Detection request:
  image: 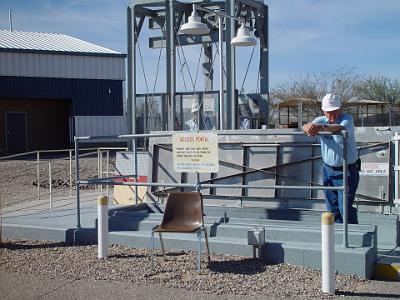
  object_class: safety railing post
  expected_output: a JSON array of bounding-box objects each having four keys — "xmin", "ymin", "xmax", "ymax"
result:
[
  {"xmin": 75, "ymin": 138, "xmax": 81, "ymax": 229},
  {"xmin": 342, "ymin": 131, "xmax": 348, "ymax": 248},
  {"xmin": 106, "ymin": 150, "xmax": 110, "ymax": 199},
  {"xmin": 49, "ymin": 161, "xmax": 52, "ymax": 210},
  {"xmin": 37, "ymin": 151, "xmax": 40, "ymax": 200},
  {"xmin": 69, "ymin": 149, "xmax": 73, "ymax": 196},
  {"xmin": 134, "ymin": 138, "xmax": 139, "ymax": 205},
  {"xmin": 100, "ymin": 150, "xmax": 103, "ymax": 195},
  {"xmin": 195, "ymin": 172, "xmax": 201, "ymax": 192},
  {"xmin": 394, "ymin": 132, "xmax": 399, "ymax": 207},
  {"xmin": 97, "ymin": 148, "xmax": 100, "ymax": 192}
]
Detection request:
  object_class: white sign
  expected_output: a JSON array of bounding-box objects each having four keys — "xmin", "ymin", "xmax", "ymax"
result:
[
  {"xmin": 173, "ymin": 132, "xmax": 219, "ymax": 173},
  {"xmin": 360, "ymin": 163, "xmax": 389, "ymax": 176}
]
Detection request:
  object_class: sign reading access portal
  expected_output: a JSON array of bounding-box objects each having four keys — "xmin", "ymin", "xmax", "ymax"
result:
[{"xmin": 173, "ymin": 132, "xmax": 219, "ymax": 173}]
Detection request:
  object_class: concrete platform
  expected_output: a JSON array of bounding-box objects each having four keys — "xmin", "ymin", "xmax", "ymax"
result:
[{"xmin": 1, "ymin": 193, "xmax": 398, "ymax": 279}]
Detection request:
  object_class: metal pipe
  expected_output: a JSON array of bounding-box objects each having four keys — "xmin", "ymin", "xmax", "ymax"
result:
[
  {"xmin": 97, "ymin": 148, "xmax": 100, "ymax": 192},
  {"xmin": 74, "ymin": 138, "xmax": 81, "ymax": 229},
  {"xmin": 106, "ymin": 150, "xmax": 110, "ymax": 199},
  {"xmin": 9, "ymin": 10, "xmax": 13, "ymax": 31},
  {"xmin": 49, "ymin": 162, "xmax": 52, "ymax": 210},
  {"xmin": 77, "ymin": 179, "xmax": 343, "ymax": 191},
  {"xmin": 73, "ymin": 130, "xmax": 339, "ymax": 142},
  {"xmin": 219, "ymin": 15, "xmax": 224, "ymax": 130},
  {"xmin": 37, "ymin": 151, "xmax": 40, "ymax": 201},
  {"xmin": 394, "ymin": 132, "xmax": 399, "ymax": 206},
  {"xmin": 99, "ymin": 151, "xmax": 103, "ymax": 195},
  {"xmin": 342, "ymin": 131, "xmax": 348, "ymax": 248},
  {"xmin": 127, "ymin": 5, "xmax": 136, "ymax": 150},
  {"xmin": 134, "ymin": 139, "xmax": 139, "ymax": 205},
  {"xmin": 69, "ymin": 150, "xmax": 73, "ymax": 196}
]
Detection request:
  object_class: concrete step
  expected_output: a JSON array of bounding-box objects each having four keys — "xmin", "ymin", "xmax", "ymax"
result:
[
  {"xmin": 147, "ymin": 204, "xmax": 398, "ymax": 249},
  {"xmin": 107, "ymin": 230, "xmax": 375, "ymax": 278},
  {"xmin": 106, "ymin": 211, "xmax": 376, "ymax": 248}
]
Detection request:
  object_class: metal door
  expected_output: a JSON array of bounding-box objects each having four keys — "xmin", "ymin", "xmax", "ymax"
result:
[{"xmin": 6, "ymin": 112, "xmax": 27, "ymax": 153}]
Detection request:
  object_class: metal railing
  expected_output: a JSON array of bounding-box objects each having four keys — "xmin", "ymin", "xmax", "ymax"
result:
[
  {"xmin": 74, "ymin": 130, "xmax": 352, "ymax": 247},
  {"xmin": 0, "ymin": 147, "xmax": 127, "ymax": 208}
]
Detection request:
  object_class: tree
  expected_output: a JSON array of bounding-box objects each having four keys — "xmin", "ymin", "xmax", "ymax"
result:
[
  {"xmin": 271, "ymin": 67, "xmax": 362, "ymax": 103},
  {"xmin": 269, "ymin": 67, "xmax": 362, "ymax": 127},
  {"xmin": 354, "ymin": 76, "xmax": 400, "ymax": 105}
]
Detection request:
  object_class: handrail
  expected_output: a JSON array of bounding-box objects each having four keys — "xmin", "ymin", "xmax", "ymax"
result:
[
  {"xmin": 74, "ymin": 130, "xmax": 353, "ymax": 247},
  {"xmin": 0, "ymin": 147, "xmax": 127, "ymax": 160}
]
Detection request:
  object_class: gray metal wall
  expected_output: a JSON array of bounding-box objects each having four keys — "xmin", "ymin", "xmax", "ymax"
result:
[
  {"xmin": 147, "ymin": 127, "xmax": 398, "ymax": 210},
  {"xmin": 0, "ymin": 51, "xmax": 125, "ymax": 80},
  {"xmin": 73, "ymin": 116, "xmax": 127, "ymax": 138}
]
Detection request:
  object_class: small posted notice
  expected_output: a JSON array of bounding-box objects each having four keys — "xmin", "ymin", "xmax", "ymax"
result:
[
  {"xmin": 360, "ymin": 163, "xmax": 389, "ymax": 176},
  {"xmin": 173, "ymin": 132, "xmax": 219, "ymax": 173}
]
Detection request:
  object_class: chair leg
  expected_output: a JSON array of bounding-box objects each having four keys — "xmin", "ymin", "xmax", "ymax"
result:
[
  {"xmin": 159, "ymin": 232, "xmax": 166, "ymax": 259},
  {"xmin": 197, "ymin": 229, "xmax": 202, "ymax": 273},
  {"xmin": 203, "ymin": 227, "xmax": 211, "ymax": 264},
  {"xmin": 151, "ymin": 231, "xmax": 155, "ymax": 273}
]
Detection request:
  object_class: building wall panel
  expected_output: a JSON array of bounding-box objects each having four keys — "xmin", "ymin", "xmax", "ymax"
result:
[
  {"xmin": 0, "ymin": 52, "xmax": 125, "ymax": 80},
  {"xmin": 0, "ymin": 76, "xmax": 123, "ymax": 116}
]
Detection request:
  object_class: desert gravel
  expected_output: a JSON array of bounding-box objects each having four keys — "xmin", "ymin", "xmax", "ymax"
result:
[{"xmin": 0, "ymin": 239, "xmax": 370, "ymax": 299}]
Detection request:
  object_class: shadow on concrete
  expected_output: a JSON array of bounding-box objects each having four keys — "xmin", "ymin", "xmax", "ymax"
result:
[{"xmin": 209, "ymin": 217, "xmax": 226, "ymax": 237}]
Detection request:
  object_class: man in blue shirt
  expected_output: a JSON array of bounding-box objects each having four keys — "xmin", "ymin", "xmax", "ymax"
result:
[{"xmin": 302, "ymin": 93, "xmax": 359, "ymax": 224}]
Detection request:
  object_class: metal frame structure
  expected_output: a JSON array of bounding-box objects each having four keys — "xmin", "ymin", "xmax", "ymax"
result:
[{"xmin": 127, "ymin": 0, "xmax": 269, "ymax": 141}]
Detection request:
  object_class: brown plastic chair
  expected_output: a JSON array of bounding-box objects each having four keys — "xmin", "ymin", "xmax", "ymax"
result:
[{"xmin": 150, "ymin": 192, "xmax": 210, "ymax": 272}]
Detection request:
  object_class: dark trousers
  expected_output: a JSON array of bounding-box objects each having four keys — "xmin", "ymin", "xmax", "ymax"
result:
[{"xmin": 322, "ymin": 163, "xmax": 359, "ymax": 224}]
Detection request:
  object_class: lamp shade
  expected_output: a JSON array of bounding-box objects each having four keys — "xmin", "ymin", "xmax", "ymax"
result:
[
  {"xmin": 179, "ymin": 10, "xmax": 210, "ymax": 35},
  {"xmin": 230, "ymin": 24, "xmax": 257, "ymax": 46}
]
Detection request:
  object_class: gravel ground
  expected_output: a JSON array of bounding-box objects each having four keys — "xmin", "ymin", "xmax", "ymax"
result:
[{"xmin": 0, "ymin": 239, "xmax": 373, "ymax": 299}]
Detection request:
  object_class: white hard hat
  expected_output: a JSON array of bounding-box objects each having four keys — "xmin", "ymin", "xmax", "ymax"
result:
[
  {"xmin": 321, "ymin": 93, "xmax": 341, "ymax": 112},
  {"xmin": 191, "ymin": 102, "xmax": 200, "ymax": 113}
]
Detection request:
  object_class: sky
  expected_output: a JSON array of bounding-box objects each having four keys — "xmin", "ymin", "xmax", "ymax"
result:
[{"xmin": 1, "ymin": 0, "xmax": 399, "ymax": 94}]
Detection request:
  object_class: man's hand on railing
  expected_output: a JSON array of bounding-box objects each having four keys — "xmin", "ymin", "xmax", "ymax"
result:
[{"xmin": 302, "ymin": 123, "xmax": 322, "ymax": 137}]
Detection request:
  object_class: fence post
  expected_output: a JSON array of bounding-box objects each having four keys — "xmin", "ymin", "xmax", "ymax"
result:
[
  {"xmin": 394, "ymin": 132, "xmax": 399, "ymax": 207},
  {"xmin": 100, "ymin": 150, "xmax": 103, "ymax": 195},
  {"xmin": 75, "ymin": 138, "xmax": 81, "ymax": 229},
  {"xmin": 69, "ymin": 150, "xmax": 73, "ymax": 196},
  {"xmin": 49, "ymin": 162, "xmax": 52, "ymax": 210},
  {"xmin": 106, "ymin": 150, "xmax": 110, "ymax": 199},
  {"xmin": 322, "ymin": 212, "xmax": 335, "ymax": 294},
  {"xmin": 98, "ymin": 195, "xmax": 108, "ymax": 259},
  {"xmin": 37, "ymin": 151, "xmax": 40, "ymax": 200},
  {"xmin": 342, "ymin": 131, "xmax": 348, "ymax": 248}
]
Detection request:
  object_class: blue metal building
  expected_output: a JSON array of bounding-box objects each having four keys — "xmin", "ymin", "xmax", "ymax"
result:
[{"xmin": 0, "ymin": 29, "xmax": 126, "ymax": 154}]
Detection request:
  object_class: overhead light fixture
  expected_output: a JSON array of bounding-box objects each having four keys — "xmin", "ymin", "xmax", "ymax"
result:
[
  {"xmin": 230, "ymin": 23, "xmax": 257, "ymax": 47},
  {"xmin": 179, "ymin": 5, "xmax": 210, "ymax": 35}
]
